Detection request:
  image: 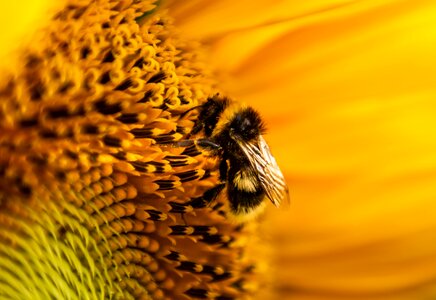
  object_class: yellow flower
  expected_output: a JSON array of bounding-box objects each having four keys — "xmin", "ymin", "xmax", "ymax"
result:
[
  {"xmin": 2, "ymin": 1, "xmax": 436, "ymax": 300},
  {"xmin": 0, "ymin": 1, "xmax": 262, "ymax": 299}
]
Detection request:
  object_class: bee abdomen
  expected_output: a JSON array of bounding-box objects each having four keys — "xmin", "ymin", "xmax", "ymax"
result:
[{"xmin": 232, "ymin": 169, "xmax": 259, "ymax": 193}]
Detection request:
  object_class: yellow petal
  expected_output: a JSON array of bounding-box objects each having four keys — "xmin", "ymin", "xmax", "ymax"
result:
[
  {"xmin": 168, "ymin": 0, "xmax": 359, "ymax": 39},
  {"xmin": 0, "ymin": 1, "xmax": 65, "ymax": 71}
]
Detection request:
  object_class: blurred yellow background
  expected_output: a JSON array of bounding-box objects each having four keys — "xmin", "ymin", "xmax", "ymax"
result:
[{"xmin": 2, "ymin": 1, "xmax": 436, "ymax": 299}]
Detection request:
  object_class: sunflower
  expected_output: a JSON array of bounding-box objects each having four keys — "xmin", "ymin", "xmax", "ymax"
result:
[{"xmin": 2, "ymin": 1, "xmax": 436, "ymax": 300}]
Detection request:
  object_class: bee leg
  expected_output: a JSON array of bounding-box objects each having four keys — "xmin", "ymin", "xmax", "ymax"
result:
[
  {"xmin": 162, "ymin": 139, "xmax": 194, "ymax": 147},
  {"xmin": 194, "ymin": 138, "xmax": 222, "ymax": 157},
  {"xmin": 196, "ymin": 138, "xmax": 221, "ymax": 152},
  {"xmin": 218, "ymin": 157, "xmax": 228, "ymax": 182},
  {"xmin": 202, "ymin": 183, "xmax": 226, "ymax": 206},
  {"xmin": 161, "ymin": 138, "xmax": 222, "ymax": 157}
]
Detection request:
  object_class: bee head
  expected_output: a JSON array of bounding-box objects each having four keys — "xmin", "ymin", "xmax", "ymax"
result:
[
  {"xmin": 192, "ymin": 95, "xmax": 230, "ymax": 137},
  {"xmin": 229, "ymin": 107, "xmax": 265, "ymax": 142}
]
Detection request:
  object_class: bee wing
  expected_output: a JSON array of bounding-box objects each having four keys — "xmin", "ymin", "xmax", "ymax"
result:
[{"xmin": 236, "ymin": 135, "xmax": 289, "ymax": 207}]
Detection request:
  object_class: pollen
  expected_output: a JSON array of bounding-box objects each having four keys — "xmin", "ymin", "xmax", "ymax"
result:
[{"xmin": 0, "ymin": 1, "xmax": 264, "ymax": 299}]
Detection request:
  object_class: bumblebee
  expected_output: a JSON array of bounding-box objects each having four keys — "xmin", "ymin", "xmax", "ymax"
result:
[{"xmin": 187, "ymin": 95, "xmax": 289, "ymax": 220}]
